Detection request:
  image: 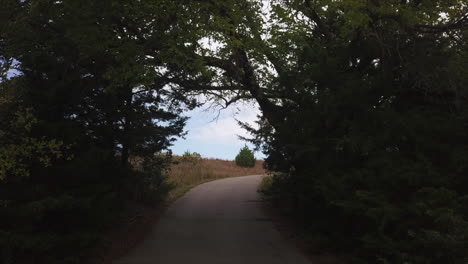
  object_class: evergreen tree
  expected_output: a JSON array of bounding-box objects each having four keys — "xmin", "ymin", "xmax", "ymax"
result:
[
  {"xmin": 0, "ymin": 0, "xmax": 199, "ymax": 263},
  {"xmin": 235, "ymin": 145, "xmax": 255, "ymax": 168}
]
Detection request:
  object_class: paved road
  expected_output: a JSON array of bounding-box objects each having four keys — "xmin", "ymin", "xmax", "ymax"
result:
[{"xmin": 114, "ymin": 175, "xmax": 311, "ymax": 264}]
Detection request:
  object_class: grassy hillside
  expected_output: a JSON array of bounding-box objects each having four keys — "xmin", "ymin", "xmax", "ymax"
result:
[{"xmin": 167, "ymin": 157, "xmax": 265, "ymax": 200}]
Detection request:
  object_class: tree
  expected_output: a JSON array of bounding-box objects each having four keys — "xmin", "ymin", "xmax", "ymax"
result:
[
  {"xmin": 235, "ymin": 145, "xmax": 255, "ymax": 168},
  {"xmin": 172, "ymin": 0, "xmax": 468, "ymax": 263},
  {"xmin": 0, "ymin": 0, "xmax": 200, "ymax": 263},
  {"xmin": 1, "ymin": 0, "xmax": 468, "ymax": 263}
]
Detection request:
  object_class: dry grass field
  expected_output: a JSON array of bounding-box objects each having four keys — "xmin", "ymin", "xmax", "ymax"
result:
[{"xmin": 167, "ymin": 158, "xmax": 265, "ymax": 201}]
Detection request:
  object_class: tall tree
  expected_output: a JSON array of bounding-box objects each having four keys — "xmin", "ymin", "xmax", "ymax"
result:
[
  {"xmin": 175, "ymin": 0, "xmax": 468, "ymax": 263},
  {"xmin": 0, "ymin": 0, "xmax": 199, "ymax": 263}
]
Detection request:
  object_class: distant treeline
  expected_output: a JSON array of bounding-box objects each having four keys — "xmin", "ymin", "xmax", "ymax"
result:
[{"xmin": 1, "ymin": 0, "xmax": 467, "ymax": 264}]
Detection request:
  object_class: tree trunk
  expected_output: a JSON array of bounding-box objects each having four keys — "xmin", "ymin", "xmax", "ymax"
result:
[{"xmin": 121, "ymin": 87, "xmax": 133, "ymax": 167}]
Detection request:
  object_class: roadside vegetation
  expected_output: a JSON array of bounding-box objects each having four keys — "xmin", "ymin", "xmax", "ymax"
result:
[
  {"xmin": 1, "ymin": 0, "xmax": 467, "ymax": 264},
  {"xmin": 0, "ymin": 1, "xmax": 195, "ymax": 262},
  {"xmin": 168, "ymin": 152, "xmax": 265, "ymax": 200},
  {"xmin": 245, "ymin": 2, "xmax": 468, "ymax": 263}
]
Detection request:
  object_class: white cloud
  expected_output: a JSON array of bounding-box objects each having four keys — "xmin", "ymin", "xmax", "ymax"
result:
[
  {"xmin": 170, "ymin": 101, "xmax": 264, "ymax": 159},
  {"xmin": 189, "ymin": 103, "xmax": 260, "ymax": 146}
]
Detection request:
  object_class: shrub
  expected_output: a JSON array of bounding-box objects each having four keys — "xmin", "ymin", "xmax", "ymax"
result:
[
  {"xmin": 127, "ymin": 155, "xmax": 174, "ymax": 204},
  {"xmin": 180, "ymin": 151, "xmax": 202, "ymax": 164},
  {"xmin": 235, "ymin": 146, "xmax": 256, "ymax": 168}
]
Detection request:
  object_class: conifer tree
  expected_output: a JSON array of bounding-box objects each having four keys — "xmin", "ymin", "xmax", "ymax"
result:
[{"xmin": 235, "ymin": 145, "xmax": 255, "ymax": 168}]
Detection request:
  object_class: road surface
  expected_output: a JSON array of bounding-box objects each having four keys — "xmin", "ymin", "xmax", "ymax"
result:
[{"xmin": 114, "ymin": 175, "xmax": 311, "ymax": 264}]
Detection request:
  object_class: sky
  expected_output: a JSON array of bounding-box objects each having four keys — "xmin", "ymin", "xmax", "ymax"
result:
[
  {"xmin": 3, "ymin": 65, "xmax": 265, "ymax": 161},
  {"xmin": 169, "ymin": 101, "xmax": 265, "ymax": 160},
  {"xmin": 170, "ymin": 2, "xmax": 271, "ymax": 161}
]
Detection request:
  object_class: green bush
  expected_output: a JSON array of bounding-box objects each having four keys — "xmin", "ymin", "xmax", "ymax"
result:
[
  {"xmin": 180, "ymin": 151, "xmax": 202, "ymax": 164},
  {"xmin": 235, "ymin": 146, "xmax": 256, "ymax": 168},
  {"xmin": 127, "ymin": 155, "xmax": 174, "ymax": 204}
]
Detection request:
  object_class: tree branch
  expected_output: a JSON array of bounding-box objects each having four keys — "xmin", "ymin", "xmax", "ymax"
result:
[
  {"xmin": 416, "ymin": 13, "xmax": 468, "ymax": 33},
  {"xmin": 302, "ymin": 0, "xmax": 330, "ymax": 38}
]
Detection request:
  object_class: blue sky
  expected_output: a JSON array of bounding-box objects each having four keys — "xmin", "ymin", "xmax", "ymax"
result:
[
  {"xmin": 170, "ymin": 102, "xmax": 265, "ymax": 160},
  {"xmin": 3, "ymin": 62, "xmax": 264, "ymax": 161}
]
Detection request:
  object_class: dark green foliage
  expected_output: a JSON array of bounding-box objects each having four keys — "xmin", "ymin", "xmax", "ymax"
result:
[
  {"xmin": 235, "ymin": 145, "xmax": 255, "ymax": 168},
  {"xmin": 126, "ymin": 155, "xmax": 175, "ymax": 205},
  {"xmin": 0, "ymin": 0, "xmax": 196, "ymax": 263},
  {"xmin": 1, "ymin": 0, "xmax": 467, "ymax": 263},
  {"xmin": 248, "ymin": 1, "xmax": 468, "ymax": 263}
]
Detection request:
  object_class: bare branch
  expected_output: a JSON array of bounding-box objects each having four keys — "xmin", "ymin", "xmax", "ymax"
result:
[
  {"xmin": 302, "ymin": 0, "xmax": 330, "ymax": 38},
  {"xmin": 416, "ymin": 13, "xmax": 468, "ymax": 33}
]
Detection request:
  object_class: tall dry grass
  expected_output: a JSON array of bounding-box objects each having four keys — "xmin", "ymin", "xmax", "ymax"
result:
[{"xmin": 166, "ymin": 158, "xmax": 265, "ymax": 200}]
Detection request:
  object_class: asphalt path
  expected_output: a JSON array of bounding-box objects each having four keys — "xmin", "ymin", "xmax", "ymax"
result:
[{"xmin": 114, "ymin": 175, "xmax": 311, "ymax": 264}]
